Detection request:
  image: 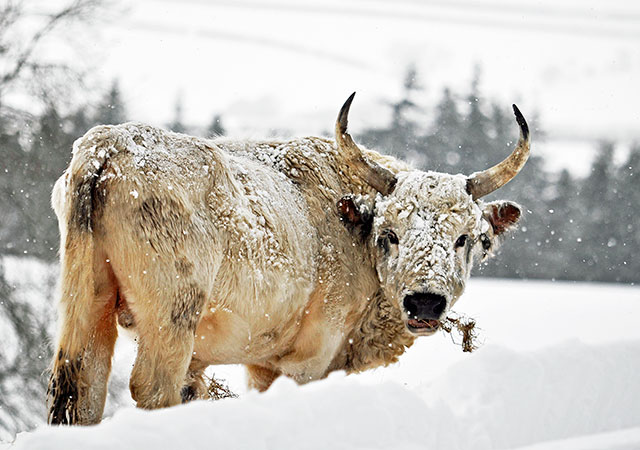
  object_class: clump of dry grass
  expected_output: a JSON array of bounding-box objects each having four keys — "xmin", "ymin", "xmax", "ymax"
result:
[
  {"xmin": 441, "ymin": 313, "xmax": 481, "ymax": 352},
  {"xmin": 204, "ymin": 374, "xmax": 239, "ymax": 400}
]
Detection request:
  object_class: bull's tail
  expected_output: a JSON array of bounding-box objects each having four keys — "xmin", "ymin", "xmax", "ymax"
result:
[{"xmin": 47, "ymin": 127, "xmax": 119, "ymax": 425}]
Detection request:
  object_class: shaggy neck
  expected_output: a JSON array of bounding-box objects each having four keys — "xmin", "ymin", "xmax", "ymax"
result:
[{"xmin": 329, "ymin": 289, "xmax": 415, "ymax": 375}]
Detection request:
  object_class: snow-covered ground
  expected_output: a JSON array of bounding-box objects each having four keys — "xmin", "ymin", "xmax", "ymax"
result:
[{"xmin": 2, "ymin": 277, "xmax": 639, "ymax": 449}]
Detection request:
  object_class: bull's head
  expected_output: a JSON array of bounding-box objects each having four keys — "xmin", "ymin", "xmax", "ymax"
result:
[{"xmin": 336, "ymin": 93, "xmax": 529, "ymax": 336}]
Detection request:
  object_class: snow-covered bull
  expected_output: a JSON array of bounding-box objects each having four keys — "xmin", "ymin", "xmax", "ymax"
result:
[{"xmin": 47, "ymin": 93, "xmax": 530, "ymax": 425}]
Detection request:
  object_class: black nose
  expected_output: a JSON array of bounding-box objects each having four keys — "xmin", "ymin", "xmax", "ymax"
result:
[{"xmin": 403, "ymin": 292, "xmax": 447, "ymax": 320}]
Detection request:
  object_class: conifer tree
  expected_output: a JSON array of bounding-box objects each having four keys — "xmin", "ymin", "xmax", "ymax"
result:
[
  {"xmin": 545, "ymin": 170, "xmax": 581, "ymax": 280},
  {"xmin": 573, "ymin": 142, "xmax": 616, "ymax": 280},
  {"xmin": 94, "ymin": 80, "xmax": 127, "ymax": 125},
  {"xmin": 0, "ymin": 118, "xmax": 25, "ymax": 255},
  {"xmin": 206, "ymin": 114, "xmax": 226, "ymax": 137},
  {"xmin": 423, "ymin": 87, "xmax": 463, "ymax": 172},
  {"xmin": 360, "ymin": 64, "xmax": 424, "ymax": 164},
  {"xmin": 168, "ymin": 95, "xmax": 187, "ymax": 133},
  {"xmin": 69, "ymin": 107, "xmax": 92, "ymax": 137},
  {"xmin": 459, "ymin": 67, "xmax": 492, "ymax": 175},
  {"xmin": 609, "ymin": 144, "xmax": 639, "ymax": 282}
]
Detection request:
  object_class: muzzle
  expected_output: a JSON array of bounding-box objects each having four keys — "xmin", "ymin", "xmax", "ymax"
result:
[{"xmin": 403, "ymin": 292, "xmax": 447, "ymax": 320}]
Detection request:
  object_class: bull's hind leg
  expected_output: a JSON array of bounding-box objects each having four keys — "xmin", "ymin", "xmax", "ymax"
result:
[
  {"xmin": 129, "ymin": 326, "xmax": 194, "ymax": 409},
  {"xmin": 48, "ymin": 248, "xmax": 118, "ymax": 425},
  {"xmin": 128, "ymin": 283, "xmax": 206, "ymax": 409}
]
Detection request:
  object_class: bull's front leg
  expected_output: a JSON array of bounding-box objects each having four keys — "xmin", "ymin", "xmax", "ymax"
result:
[
  {"xmin": 246, "ymin": 364, "xmax": 281, "ymax": 392},
  {"xmin": 181, "ymin": 358, "xmax": 210, "ymax": 402},
  {"xmin": 272, "ymin": 293, "xmax": 344, "ymax": 385}
]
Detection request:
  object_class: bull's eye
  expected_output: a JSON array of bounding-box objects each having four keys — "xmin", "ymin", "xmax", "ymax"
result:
[
  {"xmin": 377, "ymin": 229, "xmax": 399, "ymax": 252},
  {"xmin": 454, "ymin": 234, "xmax": 468, "ymax": 249},
  {"xmin": 480, "ymin": 233, "xmax": 491, "ymax": 250}
]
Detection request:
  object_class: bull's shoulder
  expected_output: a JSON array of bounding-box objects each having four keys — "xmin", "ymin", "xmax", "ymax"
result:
[
  {"xmin": 217, "ymin": 137, "xmax": 413, "ymax": 197},
  {"xmin": 216, "ymin": 136, "xmax": 348, "ymax": 196},
  {"xmin": 361, "ymin": 148, "xmax": 412, "ymax": 175}
]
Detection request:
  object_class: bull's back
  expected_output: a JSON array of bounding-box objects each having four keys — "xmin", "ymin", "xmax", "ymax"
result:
[{"xmin": 64, "ymin": 124, "xmax": 316, "ymax": 350}]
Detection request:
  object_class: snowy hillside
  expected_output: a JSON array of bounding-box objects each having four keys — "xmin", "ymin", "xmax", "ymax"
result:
[
  {"xmin": 7, "ymin": 340, "xmax": 640, "ymax": 450},
  {"xmin": 3, "ymin": 279, "xmax": 639, "ymax": 449}
]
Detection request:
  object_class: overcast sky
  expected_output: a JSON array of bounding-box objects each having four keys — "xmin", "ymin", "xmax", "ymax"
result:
[{"xmin": 25, "ymin": 0, "xmax": 640, "ymax": 173}]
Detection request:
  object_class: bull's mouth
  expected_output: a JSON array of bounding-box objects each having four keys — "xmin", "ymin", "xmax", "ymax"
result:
[{"xmin": 407, "ymin": 318, "xmax": 440, "ymax": 335}]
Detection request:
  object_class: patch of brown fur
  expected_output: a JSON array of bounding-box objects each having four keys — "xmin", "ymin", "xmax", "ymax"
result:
[
  {"xmin": 137, "ymin": 196, "xmax": 190, "ymax": 254},
  {"xmin": 115, "ymin": 292, "xmax": 135, "ymax": 329},
  {"xmin": 175, "ymin": 258, "xmax": 194, "ymax": 277},
  {"xmin": 171, "ymin": 284, "xmax": 206, "ymax": 330}
]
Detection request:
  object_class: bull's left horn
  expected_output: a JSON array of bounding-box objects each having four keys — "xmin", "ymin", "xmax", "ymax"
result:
[
  {"xmin": 336, "ymin": 92, "xmax": 397, "ymax": 195},
  {"xmin": 466, "ymin": 104, "xmax": 531, "ymax": 200}
]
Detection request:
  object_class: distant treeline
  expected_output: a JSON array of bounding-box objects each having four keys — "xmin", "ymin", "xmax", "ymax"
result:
[
  {"xmin": 356, "ymin": 68, "xmax": 638, "ymax": 284},
  {"xmin": 1, "ymin": 73, "xmax": 638, "ymax": 283}
]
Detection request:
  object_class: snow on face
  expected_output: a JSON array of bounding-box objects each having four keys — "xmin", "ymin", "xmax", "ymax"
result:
[{"xmin": 372, "ymin": 171, "xmax": 488, "ymax": 318}]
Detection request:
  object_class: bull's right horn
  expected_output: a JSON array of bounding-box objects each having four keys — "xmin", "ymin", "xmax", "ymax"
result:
[
  {"xmin": 466, "ymin": 104, "xmax": 531, "ymax": 200},
  {"xmin": 336, "ymin": 92, "xmax": 397, "ymax": 196}
]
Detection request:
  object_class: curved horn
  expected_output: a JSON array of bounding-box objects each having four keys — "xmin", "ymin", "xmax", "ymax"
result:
[
  {"xmin": 466, "ymin": 104, "xmax": 531, "ymax": 200},
  {"xmin": 336, "ymin": 92, "xmax": 397, "ymax": 195}
]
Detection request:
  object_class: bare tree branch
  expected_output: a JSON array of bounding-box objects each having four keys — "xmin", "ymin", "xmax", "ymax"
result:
[
  {"xmin": 0, "ymin": 0, "xmax": 103, "ymax": 92},
  {"xmin": 0, "ymin": 2, "xmax": 22, "ymax": 42}
]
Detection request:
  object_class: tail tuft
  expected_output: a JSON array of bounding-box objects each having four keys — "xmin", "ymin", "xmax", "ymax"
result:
[{"xmin": 47, "ymin": 354, "xmax": 82, "ymax": 425}]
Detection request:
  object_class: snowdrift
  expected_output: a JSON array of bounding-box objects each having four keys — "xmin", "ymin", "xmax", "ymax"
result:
[
  {"xmin": 7, "ymin": 338, "xmax": 640, "ymax": 450},
  {"xmin": 3, "ymin": 277, "xmax": 639, "ymax": 449}
]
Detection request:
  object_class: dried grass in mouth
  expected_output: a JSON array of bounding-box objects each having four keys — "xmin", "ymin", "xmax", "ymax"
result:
[
  {"xmin": 204, "ymin": 374, "xmax": 239, "ymax": 401},
  {"xmin": 441, "ymin": 313, "xmax": 481, "ymax": 353}
]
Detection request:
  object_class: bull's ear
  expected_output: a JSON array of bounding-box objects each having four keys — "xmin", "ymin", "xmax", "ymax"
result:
[
  {"xmin": 482, "ymin": 201, "xmax": 522, "ymax": 236},
  {"xmin": 337, "ymin": 195, "xmax": 373, "ymax": 236}
]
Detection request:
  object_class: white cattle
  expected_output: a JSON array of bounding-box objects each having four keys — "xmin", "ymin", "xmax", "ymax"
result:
[{"xmin": 47, "ymin": 93, "xmax": 530, "ymax": 425}]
